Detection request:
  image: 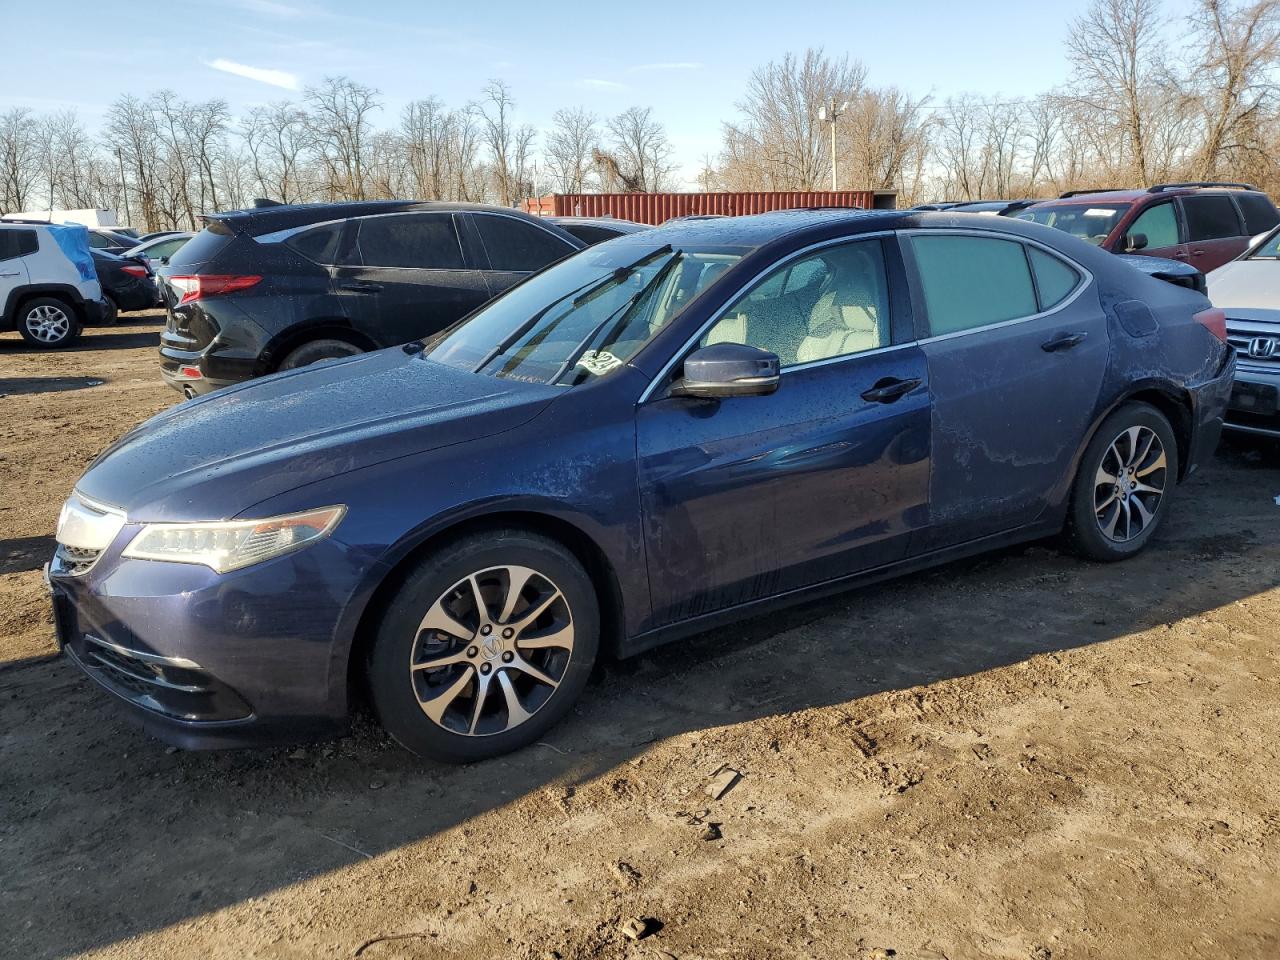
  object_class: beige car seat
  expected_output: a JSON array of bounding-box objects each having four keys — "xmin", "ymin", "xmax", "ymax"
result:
[{"xmin": 795, "ymin": 260, "xmax": 883, "ymax": 364}]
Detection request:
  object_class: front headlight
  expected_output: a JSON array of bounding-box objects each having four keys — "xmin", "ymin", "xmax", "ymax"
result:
[{"xmin": 121, "ymin": 505, "xmax": 346, "ymax": 573}]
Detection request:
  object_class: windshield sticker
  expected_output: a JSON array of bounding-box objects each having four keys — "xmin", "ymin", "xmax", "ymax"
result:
[
  {"xmin": 1085, "ymin": 208, "xmax": 1120, "ymax": 217},
  {"xmin": 576, "ymin": 350, "xmax": 623, "ymax": 375}
]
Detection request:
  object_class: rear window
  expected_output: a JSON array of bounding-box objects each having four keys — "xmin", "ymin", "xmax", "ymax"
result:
[
  {"xmin": 285, "ymin": 224, "xmax": 342, "ymax": 264},
  {"xmin": 0, "ymin": 229, "xmax": 38, "ymax": 261},
  {"xmin": 167, "ymin": 221, "xmax": 237, "ymax": 269},
  {"xmin": 1235, "ymin": 192, "xmax": 1279, "ymax": 234},
  {"xmin": 1182, "ymin": 195, "xmax": 1243, "ymax": 242},
  {"xmin": 474, "ymin": 214, "xmax": 576, "ymax": 272}
]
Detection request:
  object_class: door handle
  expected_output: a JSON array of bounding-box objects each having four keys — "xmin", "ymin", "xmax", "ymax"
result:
[
  {"xmin": 1191, "ymin": 249, "xmax": 1206, "ymax": 256},
  {"xmin": 1041, "ymin": 331, "xmax": 1088, "ymax": 352},
  {"xmin": 340, "ymin": 281, "xmax": 383, "ymax": 293},
  {"xmin": 1174, "ymin": 252, "xmax": 1190, "ymax": 259},
  {"xmin": 860, "ymin": 377, "xmax": 922, "ymax": 403},
  {"xmin": 0, "ymin": 271, "xmax": 20, "ymax": 278}
]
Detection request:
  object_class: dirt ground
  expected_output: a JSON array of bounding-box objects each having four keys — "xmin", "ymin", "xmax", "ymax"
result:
[{"xmin": 2, "ymin": 311, "xmax": 1279, "ymax": 960}]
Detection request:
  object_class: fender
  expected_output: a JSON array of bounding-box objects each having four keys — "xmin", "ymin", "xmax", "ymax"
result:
[
  {"xmin": 3, "ymin": 282, "xmax": 89, "ymax": 327},
  {"xmin": 258, "ymin": 316, "xmax": 378, "ymax": 374}
]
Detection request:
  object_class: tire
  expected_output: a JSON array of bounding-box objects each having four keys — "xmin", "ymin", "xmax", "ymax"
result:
[
  {"xmin": 16, "ymin": 297, "xmax": 82, "ymax": 348},
  {"xmin": 1065, "ymin": 402, "xmax": 1179, "ymax": 562},
  {"xmin": 278, "ymin": 338, "xmax": 364, "ymax": 370},
  {"xmin": 366, "ymin": 529, "xmax": 600, "ymax": 762}
]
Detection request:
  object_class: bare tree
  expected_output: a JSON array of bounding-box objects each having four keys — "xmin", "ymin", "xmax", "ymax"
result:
[
  {"xmin": 479, "ymin": 79, "xmax": 532, "ymax": 205},
  {"xmin": 0, "ymin": 108, "xmax": 40, "ymax": 214},
  {"xmin": 718, "ymin": 49, "xmax": 867, "ymax": 190},
  {"xmin": 605, "ymin": 106, "xmax": 677, "ymax": 192},
  {"xmin": 244, "ymin": 102, "xmax": 312, "ymax": 203},
  {"xmin": 1189, "ymin": 0, "xmax": 1280, "ymax": 178},
  {"xmin": 1065, "ymin": 0, "xmax": 1173, "ymax": 185},
  {"xmin": 305, "ymin": 76, "xmax": 381, "ymax": 200},
  {"xmin": 544, "ymin": 107, "xmax": 599, "ymax": 193}
]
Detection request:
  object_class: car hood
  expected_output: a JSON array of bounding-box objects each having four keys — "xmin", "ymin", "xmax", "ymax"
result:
[
  {"xmin": 1207, "ymin": 259, "xmax": 1280, "ymax": 314},
  {"xmin": 77, "ymin": 348, "xmax": 560, "ymax": 521}
]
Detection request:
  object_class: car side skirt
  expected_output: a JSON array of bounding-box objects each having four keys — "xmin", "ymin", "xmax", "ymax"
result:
[{"xmin": 620, "ymin": 518, "xmax": 1062, "ymax": 659}]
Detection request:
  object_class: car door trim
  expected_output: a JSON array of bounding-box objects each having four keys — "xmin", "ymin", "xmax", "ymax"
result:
[{"xmin": 638, "ymin": 230, "xmax": 901, "ymax": 403}]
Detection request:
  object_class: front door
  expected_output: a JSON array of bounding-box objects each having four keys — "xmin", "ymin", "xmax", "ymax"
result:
[
  {"xmin": 1115, "ymin": 199, "xmax": 1186, "ymax": 262},
  {"xmin": 0, "ymin": 229, "xmax": 32, "ymax": 315},
  {"xmin": 330, "ymin": 213, "xmax": 491, "ymax": 345},
  {"xmin": 637, "ymin": 236, "xmax": 931, "ymax": 627},
  {"xmin": 904, "ymin": 231, "xmax": 1110, "ymax": 551}
]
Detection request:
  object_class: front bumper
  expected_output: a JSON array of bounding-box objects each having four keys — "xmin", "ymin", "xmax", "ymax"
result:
[
  {"xmin": 1224, "ymin": 362, "xmax": 1280, "ymax": 437},
  {"xmin": 48, "ymin": 538, "xmax": 360, "ymax": 749}
]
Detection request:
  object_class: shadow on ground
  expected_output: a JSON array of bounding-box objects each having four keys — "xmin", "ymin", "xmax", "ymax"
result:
[
  {"xmin": 1, "ymin": 444, "xmax": 1277, "ymax": 959},
  {"xmin": 0, "ymin": 535, "xmax": 55, "ymax": 575}
]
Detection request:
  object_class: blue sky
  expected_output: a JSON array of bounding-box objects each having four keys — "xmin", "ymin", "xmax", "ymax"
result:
[{"xmin": 4, "ymin": 0, "xmax": 1197, "ymax": 184}]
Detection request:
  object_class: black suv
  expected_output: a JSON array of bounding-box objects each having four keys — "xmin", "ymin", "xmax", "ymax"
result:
[{"xmin": 158, "ymin": 201, "xmax": 585, "ymax": 396}]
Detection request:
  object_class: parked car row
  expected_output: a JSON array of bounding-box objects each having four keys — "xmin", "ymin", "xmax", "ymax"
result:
[{"xmin": 47, "ymin": 204, "xmax": 1237, "ymax": 762}]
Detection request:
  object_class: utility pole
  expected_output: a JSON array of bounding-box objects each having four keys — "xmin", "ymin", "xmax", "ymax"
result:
[
  {"xmin": 115, "ymin": 147, "xmax": 131, "ymax": 227},
  {"xmin": 817, "ymin": 97, "xmax": 849, "ymax": 192}
]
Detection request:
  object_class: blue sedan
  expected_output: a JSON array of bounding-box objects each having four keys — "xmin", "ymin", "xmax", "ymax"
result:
[{"xmin": 48, "ymin": 209, "xmax": 1235, "ymax": 761}]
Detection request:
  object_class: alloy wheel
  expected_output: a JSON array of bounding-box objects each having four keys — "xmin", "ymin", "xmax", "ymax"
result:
[
  {"xmin": 1093, "ymin": 425, "xmax": 1167, "ymax": 543},
  {"xmin": 409, "ymin": 565, "xmax": 575, "ymax": 736},
  {"xmin": 25, "ymin": 304, "xmax": 71, "ymax": 344}
]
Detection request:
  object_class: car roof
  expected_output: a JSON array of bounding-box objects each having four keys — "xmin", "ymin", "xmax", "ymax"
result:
[
  {"xmin": 207, "ymin": 199, "xmax": 570, "ymax": 237},
  {"xmin": 550, "ymin": 216, "xmax": 648, "ymax": 231},
  {"xmin": 1028, "ymin": 183, "xmax": 1265, "ymax": 209}
]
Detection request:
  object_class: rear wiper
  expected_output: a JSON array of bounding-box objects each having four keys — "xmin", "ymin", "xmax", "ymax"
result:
[
  {"xmin": 551, "ymin": 248, "xmax": 682, "ymax": 385},
  {"xmin": 471, "ymin": 244, "xmax": 673, "ymax": 375}
]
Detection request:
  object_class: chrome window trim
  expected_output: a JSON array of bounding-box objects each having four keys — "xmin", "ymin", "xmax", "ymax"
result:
[
  {"xmin": 258, "ymin": 211, "xmax": 469, "ymax": 271},
  {"xmin": 901, "ymin": 228, "xmax": 1094, "ymax": 345},
  {"xmin": 637, "ymin": 227, "xmax": 1095, "ymax": 404},
  {"xmin": 638, "ymin": 230, "xmax": 896, "ymax": 403}
]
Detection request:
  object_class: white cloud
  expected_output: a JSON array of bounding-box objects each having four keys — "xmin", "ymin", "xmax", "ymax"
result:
[
  {"xmin": 578, "ymin": 78, "xmax": 626, "ymax": 89},
  {"xmin": 628, "ymin": 61, "xmax": 704, "ymax": 73},
  {"xmin": 205, "ymin": 58, "xmax": 300, "ymax": 90}
]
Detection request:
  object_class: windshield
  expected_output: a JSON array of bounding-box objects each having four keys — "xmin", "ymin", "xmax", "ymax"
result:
[
  {"xmin": 425, "ymin": 241, "xmax": 745, "ymax": 385},
  {"xmin": 1014, "ymin": 203, "xmax": 1129, "ymax": 244}
]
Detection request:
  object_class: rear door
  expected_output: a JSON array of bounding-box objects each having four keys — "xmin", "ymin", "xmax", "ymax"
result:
[
  {"xmin": 0, "ymin": 229, "xmax": 33, "ymax": 319},
  {"xmin": 1180, "ymin": 194, "xmax": 1248, "ymax": 271},
  {"xmin": 468, "ymin": 213, "xmax": 581, "ymax": 297},
  {"xmin": 905, "ymin": 231, "xmax": 1110, "ymax": 551},
  {"xmin": 330, "ymin": 212, "xmax": 490, "ymax": 345},
  {"xmin": 1117, "ymin": 199, "xmax": 1186, "ymax": 262}
]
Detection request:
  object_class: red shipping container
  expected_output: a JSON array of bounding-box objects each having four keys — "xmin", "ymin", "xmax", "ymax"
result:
[{"xmin": 522, "ymin": 190, "xmax": 895, "ymax": 225}]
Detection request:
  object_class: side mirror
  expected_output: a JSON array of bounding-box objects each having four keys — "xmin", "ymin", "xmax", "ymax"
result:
[
  {"xmin": 1125, "ymin": 232, "xmax": 1148, "ymax": 252},
  {"xmin": 670, "ymin": 342, "xmax": 780, "ymax": 399}
]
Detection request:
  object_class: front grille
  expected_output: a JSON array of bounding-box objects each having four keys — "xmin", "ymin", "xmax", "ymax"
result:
[
  {"xmin": 1227, "ymin": 333, "xmax": 1280, "ymax": 364},
  {"xmin": 54, "ymin": 544, "xmax": 102, "ymax": 576}
]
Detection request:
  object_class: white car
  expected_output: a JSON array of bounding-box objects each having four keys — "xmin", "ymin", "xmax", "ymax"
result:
[{"xmin": 0, "ymin": 220, "xmax": 110, "ymax": 348}]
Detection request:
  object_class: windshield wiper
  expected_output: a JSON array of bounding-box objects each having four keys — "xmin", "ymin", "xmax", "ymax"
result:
[
  {"xmin": 471, "ymin": 244, "xmax": 674, "ymax": 375},
  {"xmin": 551, "ymin": 247, "xmax": 682, "ymax": 385}
]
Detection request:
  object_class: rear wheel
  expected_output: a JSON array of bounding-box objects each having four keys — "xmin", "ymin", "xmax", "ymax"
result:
[
  {"xmin": 17, "ymin": 297, "xmax": 82, "ymax": 348},
  {"xmin": 278, "ymin": 338, "xmax": 363, "ymax": 370},
  {"xmin": 366, "ymin": 530, "xmax": 599, "ymax": 762},
  {"xmin": 1065, "ymin": 402, "xmax": 1178, "ymax": 561}
]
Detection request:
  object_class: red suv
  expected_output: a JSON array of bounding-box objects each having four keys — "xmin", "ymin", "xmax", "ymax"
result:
[{"xmin": 1014, "ymin": 182, "xmax": 1280, "ymax": 273}]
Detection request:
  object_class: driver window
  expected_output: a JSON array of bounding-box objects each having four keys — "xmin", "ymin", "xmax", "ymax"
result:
[
  {"xmin": 1127, "ymin": 203, "xmax": 1178, "ymax": 249},
  {"xmin": 700, "ymin": 239, "xmax": 890, "ymax": 367}
]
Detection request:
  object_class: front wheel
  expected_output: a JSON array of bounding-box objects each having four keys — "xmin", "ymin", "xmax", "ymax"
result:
[
  {"xmin": 17, "ymin": 297, "xmax": 82, "ymax": 348},
  {"xmin": 1065, "ymin": 402, "xmax": 1178, "ymax": 561},
  {"xmin": 366, "ymin": 530, "xmax": 600, "ymax": 762}
]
